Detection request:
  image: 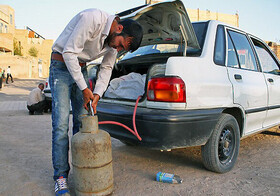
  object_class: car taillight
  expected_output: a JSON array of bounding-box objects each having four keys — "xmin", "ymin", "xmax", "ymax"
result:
[
  {"xmin": 147, "ymin": 76, "xmax": 186, "ymax": 102},
  {"xmin": 45, "ymin": 81, "xmax": 48, "ymax": 88}
]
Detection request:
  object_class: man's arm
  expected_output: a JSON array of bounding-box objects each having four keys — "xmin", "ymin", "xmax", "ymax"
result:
[
  {"xmin": 35, "ymin": 89, "xmax": 43, "ymax": 103},
  {"xmin": 61, "ymin": 11, "xmax": 100, "ymax": 110},
  {"xmin": 91, "ymin": 49, "xmax": 117, "ymax": 113},
  {"xmin": 62, "ymin": 11, "xmax": 97, "ymax": 91},
  {"xmin": 93, "ymin": 49, "xmax": 117, "ymax": 96}
]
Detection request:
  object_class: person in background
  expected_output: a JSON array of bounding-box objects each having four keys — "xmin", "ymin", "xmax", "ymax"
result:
[
  {"xmin": 0, "ymin": 68, "xmax": 3, "ymax": 90},
  {"xmin": 49, "ymin": 8, "xmax": 143, "ymax": 195},
  {"xmin": 2, "ymin": 69, "xmax": 5, "ymax": 80},
  {"xmin": 6, "ymin": 66, "xmax": 14, "ymax": 84},
  {"xmin": 27, "ymin": 83, "xmax": 49, "ymax": 115}
]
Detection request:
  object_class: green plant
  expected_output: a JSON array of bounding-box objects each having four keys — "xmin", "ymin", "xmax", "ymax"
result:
[
  {"xmin": 28, "ymin": 46, "xmax": 39, "ymax": 57},
  {"xmin": 13, "ymin": 39, "xmax": 22, "ymax": 56}
]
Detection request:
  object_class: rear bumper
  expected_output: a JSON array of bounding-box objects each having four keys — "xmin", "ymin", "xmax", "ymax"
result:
[
  {"xmin": 44, "ymin": 89, "xmax": 52, "ymax": 102},
  {"xmin": 97, "ymin": 102, "xmax": 223, "ymax": 150},
  {"xmin": 45, "ymin": 95, "xmax": 52, "ymax": 102}
]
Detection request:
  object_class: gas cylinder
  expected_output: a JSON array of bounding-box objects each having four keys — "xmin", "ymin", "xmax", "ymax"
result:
[{"xmin": 71, "ymin": 115, "xmax": 113, "ymax": 196}]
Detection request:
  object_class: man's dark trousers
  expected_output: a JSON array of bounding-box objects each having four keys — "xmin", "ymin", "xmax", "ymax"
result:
[
  {"xmin": 27, "ymin": 100, "xmax": 47, "ymax": 113},
  {"xmin": 6, "ymin": 73, "xmax": 13, "ymax": 83}
]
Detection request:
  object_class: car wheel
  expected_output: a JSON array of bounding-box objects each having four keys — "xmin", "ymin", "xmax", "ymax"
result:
[{"xmin": 201, "ymin": 113, "xmax": 240, "ymax": 173}]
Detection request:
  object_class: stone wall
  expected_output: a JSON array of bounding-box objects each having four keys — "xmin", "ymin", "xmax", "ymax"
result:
[
  {"xmin": 14, "ymin": 29, "xmax": 53, "ymax": 61},
  {"xmin": 266, "ymin": 41, "xmax": 280, "ymax": 61},
  {"xmin": 0, "ymin": 5, "xmax": 15, "ymax": 35},
  {"xmin": 0, "ymin": 33, "xmax": 13, "ymax": 53},
  {"xmin": 273, "ymin": 44, "xmax": 280, "ymax": 60},
  {"xmin": 0, "ymin": 5, "xmax": 53, "ymax": 79},
  {"xmin": 6, "ymin": 28, "xmax": 53, "ymax": 78},
  {"xmin": 0, "ymin": 54, "xmax": 50, "ymax": 78},
  {"xmin": 187, "ymin": 8, "xmax": 239, "ymax": 27}
]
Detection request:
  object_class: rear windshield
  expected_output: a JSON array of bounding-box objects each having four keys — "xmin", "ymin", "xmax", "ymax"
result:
[
  {"xmin": 187, "ymin": 21, "xmax": 209, "ymax": 55},
  {"xmin": 120, "ymin": 21, "xmax": 209, "ymax": 60}
]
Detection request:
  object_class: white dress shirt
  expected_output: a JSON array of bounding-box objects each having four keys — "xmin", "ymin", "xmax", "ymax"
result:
[
  {"xmin": 27, "ymin": 87, "xmax": 45, "ymax": 106},
  {"xmin": 52, "ymin": 8, "xmax": 118, "ymax": 97}
]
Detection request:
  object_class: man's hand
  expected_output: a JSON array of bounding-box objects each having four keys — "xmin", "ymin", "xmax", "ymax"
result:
[
  {"xmin": 82, "ymin": 88, "xmax": 100, "ymax": 114},
  {"xmin": 91, "ymin": 94, "xmax": 100, "ymax": 114},
  {"xmin": 82, "ymin": 88, "xmax": 94, "ymax": 111}
]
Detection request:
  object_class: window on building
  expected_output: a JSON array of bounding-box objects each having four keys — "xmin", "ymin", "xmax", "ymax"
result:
[
  {"xmin": 10, "ymin": 14, "xmax": 13, "ymax": 25},
  {"xmin": 5, "ymin": 25, "xmax": 8, "ymax": 33},
  {"xmin": 0, "ymin": 23, "xmax": 3, "ymax": 33}
]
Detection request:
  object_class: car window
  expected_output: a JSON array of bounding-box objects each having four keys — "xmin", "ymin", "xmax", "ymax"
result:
[
  {"xmin": 192, "ymin": 22, "xmax": 208, "ymax": 50},
  {"xmin": 121, "ymin": 44, "xmax": 181, "ymax": 60},
  {"xmin": 120, "ymin": 22, "xmax": 209, "ymax": 61},
  {"xmin": 251, "ymin": 38, "xmax": 280, "ymax": 75},
  {"xmin": 227, "ymin": 30, "xmax": 258, "ymax": 71},
  {"xmin": 226, "ymin": 33, "xmax": 239, "ymax": 68},
  {"xmin": 214, "ymin": 25, "xmax": 226, "ymax": 66}
]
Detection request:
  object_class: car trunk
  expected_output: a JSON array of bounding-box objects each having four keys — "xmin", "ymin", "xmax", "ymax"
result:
[{"xmin": 103, "ymin": 53, "xmax": 171, "ymax": 101}]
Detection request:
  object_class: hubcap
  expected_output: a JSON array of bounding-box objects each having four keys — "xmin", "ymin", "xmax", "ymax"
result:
[{"xmin": 218, "ymin": 128, "xmax": 234, "ymax": 163}]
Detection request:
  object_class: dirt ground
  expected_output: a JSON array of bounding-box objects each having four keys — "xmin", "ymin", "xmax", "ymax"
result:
[{"xmin": 0, "ymin": 79, "xmax": 279, "ymax": 196}]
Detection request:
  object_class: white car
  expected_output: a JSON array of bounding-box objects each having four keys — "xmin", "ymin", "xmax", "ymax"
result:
[
  {"xmin": 44, "ymin": 77, "xmax": 52, "ymax": 105},
  {"xmin": 95, "ymin": 0, "xmax": 280, "ymax": 173}
]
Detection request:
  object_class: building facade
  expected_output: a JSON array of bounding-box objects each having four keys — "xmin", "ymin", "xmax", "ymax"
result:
[
  {"xmin": 186, "ymin": 8, "xmax": 239, "ymax": 27},
  {"xmin": 147, "ymin": 0, "xmax": 239, "ymax": 27},
  {"xmin": 0, "ymin": 5, "xmax": 53, "ymax": 78},
  {"xmin": 266, "ymin": 41, "xmax": 280, "ymax": 61},
  {"xmin": 0, "ymin": 5, "xmax": 14, "ymax": 54}
]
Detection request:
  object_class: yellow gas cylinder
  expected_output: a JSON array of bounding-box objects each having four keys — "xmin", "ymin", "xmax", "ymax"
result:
[{"xmin": 71, "ymin": 115, "xmax": 113, "ymax": 196}]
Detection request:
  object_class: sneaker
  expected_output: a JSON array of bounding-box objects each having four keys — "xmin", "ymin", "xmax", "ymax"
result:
[{"xmin": 55, "ymin": 176, "xmax": 70, "ymax": 196}]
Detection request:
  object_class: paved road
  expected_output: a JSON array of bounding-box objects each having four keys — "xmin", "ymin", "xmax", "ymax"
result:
[
  {"xmin": 0, "ymin": 78, "xmax": 279, "ymax": 196},
  {"xmin": 0, "ymin": 78, "xmax": 45, "ymax": 102},
  {"xmin": 0, "ymin": 79, "xmax": 45, "ymax": 116},
  {"xmin": 0, "ymin": 78, "xmax": 45, "ymax": 111}
]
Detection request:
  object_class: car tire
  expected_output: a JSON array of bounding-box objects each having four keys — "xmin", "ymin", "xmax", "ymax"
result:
[{"xmin": 201, "ymin": 113, "xmax": 240, "ymax": 173}]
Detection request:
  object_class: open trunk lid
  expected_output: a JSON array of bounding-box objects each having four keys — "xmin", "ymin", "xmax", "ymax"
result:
[{"xmin": 118, "ymin": 0, "xmax": 200, "ymax": 54}]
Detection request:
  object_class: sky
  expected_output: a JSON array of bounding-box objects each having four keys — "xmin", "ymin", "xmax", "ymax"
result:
[{"xmin": 2, "ymin": 0, "xmax": 280, "ymax": 43}]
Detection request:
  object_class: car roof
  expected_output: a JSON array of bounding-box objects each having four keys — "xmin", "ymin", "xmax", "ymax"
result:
[{"xmin": 194, "ymin": 20, "xmax": 261, "ymax": 38}]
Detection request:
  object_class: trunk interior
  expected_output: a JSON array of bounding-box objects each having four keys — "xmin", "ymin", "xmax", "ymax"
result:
[{"xmin": 102, "ymin": 53, "xmax": 181, "ymax": 101}]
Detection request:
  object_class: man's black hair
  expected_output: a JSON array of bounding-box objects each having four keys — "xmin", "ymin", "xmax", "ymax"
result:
[{"xmin": 119, "ymin": 19, "xmax": 143, "ymax": 52}]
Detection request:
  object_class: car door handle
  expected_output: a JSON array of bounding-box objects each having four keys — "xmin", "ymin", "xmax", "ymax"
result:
[
  {"xmin": 268, "ymin": 78, "xmax": 274, "ymax": 83},
  {"xmin": 234, "ymin": 74, "xmax": 242, "ymax": 80}
]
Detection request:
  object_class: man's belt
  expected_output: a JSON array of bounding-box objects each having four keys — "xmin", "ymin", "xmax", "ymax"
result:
[{"xmin": 51, "ymin": 52, "xmax": 86, "ymax": 67}]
